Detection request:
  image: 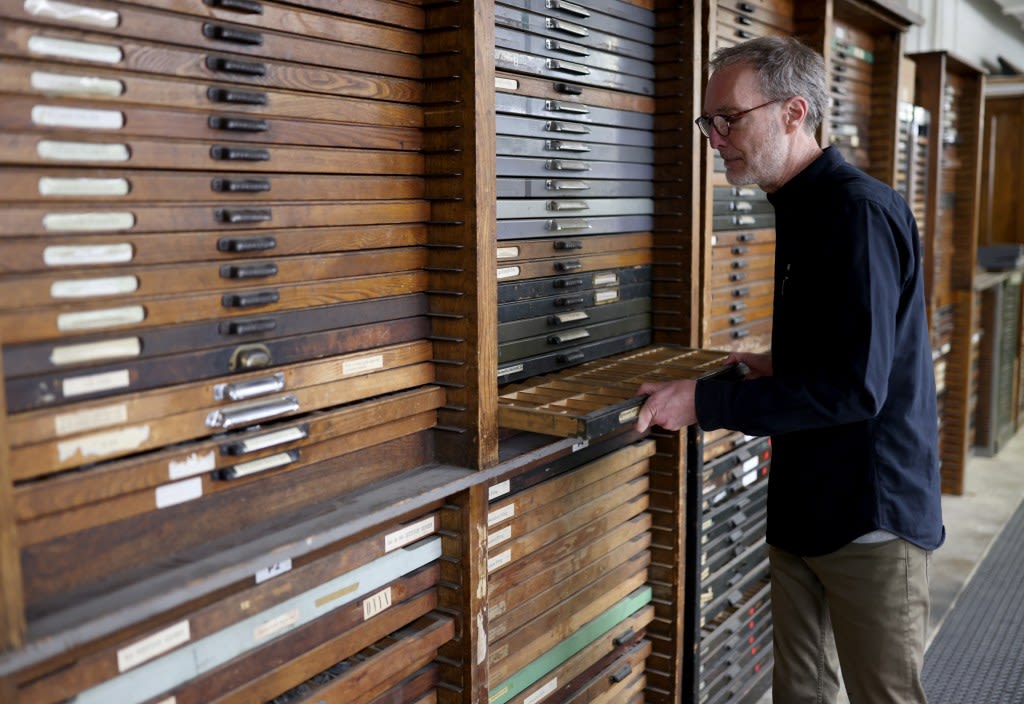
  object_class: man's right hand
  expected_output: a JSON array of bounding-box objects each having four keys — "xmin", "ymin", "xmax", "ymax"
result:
[{"xmin": 726, "ymin": 351, "xmax": 772, "ymax": 379}]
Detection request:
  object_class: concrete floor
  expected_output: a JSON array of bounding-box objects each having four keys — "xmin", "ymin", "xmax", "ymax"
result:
[{"xmin": 754, "ymin": 426, "xmax": 1024, "ymax": 704}]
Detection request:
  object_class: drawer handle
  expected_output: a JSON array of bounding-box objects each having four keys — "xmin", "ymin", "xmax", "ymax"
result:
[
  {"xmin": 548, "ymin": 329, "xmax": 589, "ymax": 344},
  {"xmin": 733, "ymin": 215, "xmax": 756, "ymax": 226},
  {"xmin": 220, "ymin": 262, "xmax": 278, "ymax": 279},
  {"xmin": 610, "ymin": 665, "xmax": 632, "ymax": 684},
  {"xmin": 547, "ymin": 200, "xmax": 588, "ymax": 211},
  {"xmin": 545, "ymin": 38, "xmax": 589, "ymax": 57},
  {"xmin": 206, "ymin": 395, "xmax": 299, "ymax": 429},
  {"xmin": 220, "ymin": 317, "xmax": 277, "ymax": 335},
  {"xmin": 547, "ymin": 218, "xmax": 591, "ymax": 232},
  {"xmin": 736, "ymin": 15, "xmax": 752, "ymax": 25},
  {"xmin": 202, "ymin": 22, "xmax": 263, "ymax": 45},
  {"xmin": 735, "ymin": 29, "xmax": 753, "ymax": 39},
  {"xmin": 211, "ymin": 177, "xmax": 271, "ymax": 193},
  {"xmin": 736, "ymin": 232, "xmax": 755, "ymax": 241},
  {"xmin": 214, "ymin": 372, "xmax": 285, "ymax": 401},
  {"xmin": 731, "ymin": 200, "xmax": 753, "ymax": 212},
  {"xmin": 556, "ymin": 295, "xmax": 585, "ymax": 306},
  {"xmin": 216, "ymin": 449, "xmax": 299, "ymax": 481},
  {"xmin": 207, "ymin": 87, "xmax": 267, "ymax": 105},
  {"xmin": 554, "ymin": 277, "xmax": 583, "ymax": 289},
  {"xmin": 545, "ymin": 159, "xmax": 590, "ymax": 172},
  {"xmin": 205, "ymin": 0, "xmax": 263, "ymax": 14},
  {"xmin": 545, "ymin": 139, "xmax": 590, "ymax": 152},
  {"xmin": 730, "ymin": 301, "xmax": 747, "ymax": 311},
  {"xmin": 545, "ymin": 120, "xmax": 590, "ymax": 134},
  {"xmin": 546, "ymin": 59, "xmax": 590, "ymax": 76},
  {"xmin": 729, "ymin": 272, "xmax": 746, "ymax": 282},
  {"xmin": 217, "ymin": 208, "xmax": 272, "ymax": 224},
  {"xmin": 732, "ymin": 259, "xmax": 747, "ymax": 269},
  {"xmin": 738, "ymin": 2, "xmax": 755, "ymax": 12},
  {"xmin": 546, "ymin": 0, "xmax": 590, "ymax": 18},
  {"xmin": 217, "ymin": 235, "xmax": 276, "ymax": 252},
  {"xmin": 731, "ymin": 245, "xmax": 748, "ymax": 255},
  {"xmin": 206, "ymin": 55, "xmax": 266, "ymax": 76},
  {"xmin": 222, "ymin": 290, "xmax": 279, "ymax": 308},
  {"xmin": 729, "ymin": 314, "xmax": 745, "ymax": 325},
  {"xmin": 613, "ymin": 628, "xmax": 635, "ymax": 646},
  {"xmin": 555, "ymin": 260, "xmax": 582, "ymax": 271},
  {"xmin": 220, "ymin": 424, "xmax": 308, "ymax": 456},
  {"xmin": 732, "ymin": 287, "xmax": 749, "ymax": 297},
  {"xmin": 544, "ymin": 99, "xmax": 589, "ymax": 114},
  {"xmin": 732, "ymin": 328, "xmax": 750, "ymax": 339},
  {"xmin": 557, "ymin": 351, "xmax": 586, "ymax": 363},
  {"xmin": 210, "ymin": 145, "xmax": 270, "ymax": 161},
  {"xmin": 554, "ymin": 239, "xmax": 583, "ymax": 250},
  {"xmin": 229, "ymin": 343, "xmax": 272, "ymax": 370},
  {"xmin": 544, "ymin": 17, "xmax": 589, "ymax": 37},
  {"xmin": 546, "ymin": 179, "xmax": 589, "ymax": 191},
  {"xmin": 208, "ymin": 116, "xmax": 269, "ymax": 132},
  {"xmin": 554, "ymin": 82, "xmax": 583, "ymax": 95}
]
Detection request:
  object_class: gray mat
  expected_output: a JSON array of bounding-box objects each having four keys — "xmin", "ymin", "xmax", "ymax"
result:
[{"xmin": 923, "ymin": 498, "xmax": 1024, "ymax": 703}]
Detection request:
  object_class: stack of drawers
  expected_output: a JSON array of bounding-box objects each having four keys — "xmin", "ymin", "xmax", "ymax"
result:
[
  {"xmin": 0, "ymin": 0, "xmax": 455, "ymax": 701},
  {"xmin": 829, "ymin": 21, "xmax": 874, "ymax": 171}
]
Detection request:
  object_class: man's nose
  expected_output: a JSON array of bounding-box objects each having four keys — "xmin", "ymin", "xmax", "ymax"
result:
[{"xmin": 709, "ymin": 129, "xmax": 728, "ymax": 150}]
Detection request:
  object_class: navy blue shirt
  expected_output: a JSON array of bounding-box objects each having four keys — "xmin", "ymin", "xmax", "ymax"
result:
[{"xmin": 696, "ymin": 147, "xmax": 944, "ymax": 556}]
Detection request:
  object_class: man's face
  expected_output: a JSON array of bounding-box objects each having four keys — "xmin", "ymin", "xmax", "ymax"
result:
[{"xmin": 703, "ymin": 62, "xmax": 788, "ymax": 191}]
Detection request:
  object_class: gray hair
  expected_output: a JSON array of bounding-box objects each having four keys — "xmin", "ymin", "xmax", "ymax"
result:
[{"xmin": 710, "ymin": 36, "xmax": 828, "ymax": 133}]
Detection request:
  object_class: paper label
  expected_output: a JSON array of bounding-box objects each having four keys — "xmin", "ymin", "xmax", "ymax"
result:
[
  {"xmin": 31, "ymin": 73, "xmax": 124, "ymax": 98},
  {"xmin": 43, "ymin": 211, "xmax": 136, "ymax": 232},
  {"xmin": 24, "ymin": 0, "xmax": 121, "ymax": 28},
  {"xmin": 117, "ymin": 621, "xmax": 190, "ymax": 672},
  {"xmin": 487, "ymin": 503, "xmax": 515, "ymax": 527},
  {"xmin": 37, "ymin": 140, "xmax": 130, "ymax": 161},
  {"xmin": 362, "ymin": 587, "xmax": 392, "ymax": 620},
  {"xmin": 32, "ymin": 104, "xmax": 124, "ymax": 127},
  {"xmin": 525, "ymin": 678, "xmax": 559, "ymax": 704},
  {"xmin": 496, "ymin": 246, "xmax": 520, "ymax": 259},
  {"xmin": 488, "ymin": 480, "xmax": 511, "ymax": 501},
  {"xmin": 384, "ymin": 516, "xmax": 436, "ymax": 552},
  {"xmin": 168, "ymin": 451, "xmax": 215, "ymax": 481},
  {"xmin": 51, "ymin": 275, "xmax": 138, "ymax": 298},
  {"xmin": 341, "ymin": 354, "xmax": 383, "ymax": 376},
  {"xmin": 51, "ymin": 337, "xmax": 140, "ymax": 366},
  {"xmin": 488, "ymin": 525, "xmax": 512, "ymax": 548},
  {"xmin": 39, "ymin": 177, "xmax": 130, "ymax": 196},
  {"xmin": 487, "ymin": 549, "xmax": 512, "ymax": 573},
  {"xmin": 618, "ymin": 406, "xmax": 639, "ymax": 424},
  {"xmin": 253, "ymin": 607, "xmax": 299, "ymax": 642},
  {"xmin": 55, "ymin": 402, "xmax": 126, "ymax": 436},
  {"xmin": 742, "ymin": 470, "xmax": 758, "ymax": 487},
  {"xmin": 234, "ymin": 426, "xmax": 307, "ymax": 455},
  {"xmin": 495, "ymin": 76, "xmax": 519, "ymax": 90},
  {"xmin": 593, "ymin": 273, "xmax": 619, "ymax": 286},
  {"xmin": 230, "ymin": 452, "xmax": 294, "ymax": 477},
  {"xmin": 496, "ymin": 266, "xmax": 520, "ymax": 280},
  {"xmin": 255, "ymin": 559, "xmax": 292, "ymax": 584},
  {"xmin": 155, "ymin": 478, "xmax": 202, "ymax": 509},
  {"xmin": 314, "ymin": 582, "xmax": 358, "ymax": 609},
  {"xmin": 742, "ymin": 456, "xmax": 758, "ymax": 472},
  {"xmin": 572, "ymin": 438, "xmax": 590, "ymax": 452},
  {"xmin": 57, "ymin": 304, "xmax": 145, "ymax": 331},
  {"xmin": 44, "ymin": 243, "xmax": 133, "ymax": 266},
  {"xmin": 57, "ymin": 424, "xmax": 149, "ymax": 462},
  {"xmin": 62, "ymin": 368, "xmax": 130, "ymax": 397},
  {"xmin": 28, "ymin": 35, "xmax": 123, "ymax": 63}
]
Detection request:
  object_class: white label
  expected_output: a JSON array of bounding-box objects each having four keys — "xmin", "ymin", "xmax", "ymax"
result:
[
  {"xmin": 742, "ymin": 456, "xmax": 759, "ymax": 472},
  {"xmin": 593, "ymin": 273, "xmax": 619, "ymax": 286},
  {"xmin": 44, "ymin": 243, "xmax": 133, "ymax": 266},
  {"xmin": 57, "ymin": 424, "xmax": 150, "ymax": 462},
  {"xmin": 488, "ymin": 525, "xmax": 513, "ymax": 548},
  {"xmin": 572, "ymin": 438, "xmax": 589, "ymax": 452},
  {"xmin": 253, "ymin": 608, "xmax": 299, "ymax": 642},
  {"xmin": 556, "ymin": 310, "xmax": 589, "ymax": 323},
  {"xmin": 618, "ymin": 407, "xmax": 639, "ymax": 424},
  {"xmin": 43, "ymin": 211, "xmax": 136, "ymax": 232},
  {"xmin": 497, "ymin": 363, "xmax": 523, "ymax": 377},
  {"xmin": 37, "ymin": 140, "xmax": 130, "ymax": 161},
  {"xmin": 155, "ymin": 477, "xmax": 202, "ymax": 509},
  {"xmin": 255, "ymin": 559, "xmax": 292, "ymax": 584},
  {"xmin": 230, "ymin": 452, "xmax": 295, "ymax": 478},
  {"xmin": 51, "ymin": 337, "xmax": 140, "ymax": 366},
  {"xmin": 32, "ymin": 104, "xmax": 124, "ymax": 128},
  {"xmin": 487, "ymin": 503, "xmax": 515, "ymax": 527},
  {"xmin": 168, "ymin": 451, "xmax": 216, "ymax": 481},
  {"xmin": 117, "ymin": 621, "xmax": 190, "ymax": 672},
  {"xmin": 594, "ymin": 289, "xmax": 619, "ymax": 304},
  {"xmin": 341, "ymin": 354, "xmax": 383, "ymax": 376},
  {"xmin": 742, "ymin": 470, "xmax": 758, "ymax": 487},
  {"xmin": 31, "ymin": 73, "xmax": 124, "ymax": 98},
  {"xmin": 55, "ymin": 402, "xmax": 126, "ymax": 436},
  {"xmin": 496, "ymin": 246, "xmax": 520, "ymax": 259},
  {"xmin": 384, "ymin": 516, "xmax": 436, "ymax": 552},
  {"xmin": 495, "ymin": 76, "xmax": 519, "ymax": 90},
  {"xmin": 496, "ymin": 266, "xmax": 520, "ymax": 280},
  {"xmin": 39, "ymin": 177, "xmax": 129, "ymax": 196},
  {"xmin": 488, "ymin": 480, "xmax": 511, "ymax": 500},
  {"xmin": 24, "ymin": 0, "xmax": 121, "ymax": 27},
  {"xmin": 710, "ymin": 234, "xmax": 718, "ymax": 246},
  {"xmin": 362, "ymin": 587, "xmax": 393, "ymax": 620},
  {"xmin": 62, "ymin": 368, "xmax": 129, "ymax": 397},
  {"xmin": 233, "ymin": 426, "xmax": 307, "ymax": 455},
  {"xmin": 51, "ymin": 275, "xmax": 138, "ymax": 298},
  {"xmin": 57, "ymin": 305, "xmax": 145, "ymax": 331},
  {"xmin": 28, "ymin": 35, "xmax": 124, "ymax": 63},
  {"xmin": 488, "ymin": 549, "xmax": 512, "ymax": 573},
  {"xmin": 525, "ymin": 677, "xmax": 559, "ymax": 704}
]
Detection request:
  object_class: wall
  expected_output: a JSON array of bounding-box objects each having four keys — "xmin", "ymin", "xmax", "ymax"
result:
[{"xmin": 904, "ymin": 0, "xmax": 1024, "ymax": 71}]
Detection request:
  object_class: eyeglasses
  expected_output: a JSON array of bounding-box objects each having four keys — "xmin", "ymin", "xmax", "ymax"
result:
[{"xmin": 695, "ymin": 98, "xmax": 785, "ymax": 138}]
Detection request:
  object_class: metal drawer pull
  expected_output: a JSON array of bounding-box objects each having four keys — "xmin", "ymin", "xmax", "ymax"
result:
[
  {"xmin": 549, "ymin": 329, "xmax": 589, "ymax": 344},
  {"xmin": 545, "ymin": 18, "xmax": 589, "ymax": 37},
  {"xmin": 220, "ymin": 425, "xmax": 308, "ymax": 456},
  {"xmin": 545, "ymin": 99, "xmax": 589, "ymax": 114},
  {"xmin": 214, "ymin": 372, "xmax": 285, "ymax": 401},
  {"xmin": 545, "ymin": 120, "xmax": 590, "ymax": 134},
  {"xmin": 546, "ymin": 0, "xmax": 590, "ymax": 18},
  {"xmin": 545, "ymin": 159, "xmax": 590, "ymax": 171},
  {"xmin": 731, "ymin": 246, "xmax": 748, "ymax": 255},
  {"xmin": 207, "ymin": 87, "xmax": 267, "ymax": 105},
  {"xmin": 553, "ymin": 277, "xmax": 583, "ymax": 289},
  {"xmin": 557, "ymin": 351, "xmax": 586, "ymax": 363},
  {"xmin": 229, "ymin": 344, "xmax": 272, "ymax": 370},
  {"xmin": 545, "ymin": 139, "xmax": 590, "ymax": 152},
  {"xmin": 546, "ymin": 179, "xmax": 589, "ymax": 191},
  {"xmin": 206, "ymin": 55, "xmax": 266, "ymax": 76},
  {"xmin": 547, "ymin": 218, "xmax": 591, "ymax": 231},
  {"xmin": 553, "ymin": 239, "xmax": 583, "ymax": 250},
  {"xmin": 735, "ymin": 29, "xmax": 753, "ymax": 39},
  {"xmin": 738, "ymin": 2, "xmax": 755, "ymax": 12},
  {"xmin": 206, "ymin": 395, "xmax": 298, "ymax": 429},
  {"xmin": 732, "ymin": 328, "xmax": 750, "ymax": 339},
  {"xmin": 205, "ymin": 0, "xmax": 263, "ymax": 14},
  {"xmin": 733, "ymin": 215, "xmax": 756, "ymax": 226},
  {"xmin": 208, "ymin": 116, "xmax": 269, "ymax": 132},
  {"xmin": 736, "ymin": 15, "xmax": 752, "ymax": 25},
  {"xmin": 547, "ymin": 200, "xmax": 588, "ymax": 211},
  {"xmin": 220, "ymin": 317, "xmax": 277, "ymax": 335},
  {"xmin": 545, "ymin": 38, "xmax": 589, "ymax": 57},
  {"xmin": 546, "ymin": 59, "xmax": 590, "ymax": 76},
  {"xmin": 731, "ymin": 200, "xmax": 753, "ymax": 211},
  {"xmin": 217, "ymin": 235, "xmax": 276, "ymax": 252},
  {"xmin": 216, "ymin": 208, "xmax": 272, "ymax": 224},
  {"xmin": 222, "ymin": 290, "xmax": 279, "ymax": 308},
  {"xmin": 732, "ymin": 259, "xmax": 747, "ymax": 269},
  {"xmin": 202, "ymin": 23, "xmax": 263, "ymax": 45},
  {"xmin": 220, "ymin": 262, "xmax": 278, "ymax": 279},
  {"xmin": 555, "ymin": 260, "xmax": 582, "ymax": 272},
  {"xmin": 554, "ymin": 82, "xmax": 583, "ymax": 95},
  {"xmin": 210, "ymin": 145, "xmax": 270, "ymax": 161},
  {"xmin": 556, "ymin": 296, "xmax": 585, "ymax": 306},
  {"xmin": 211, "ymin": 177, "xmax": 271, "ymax": 193}
]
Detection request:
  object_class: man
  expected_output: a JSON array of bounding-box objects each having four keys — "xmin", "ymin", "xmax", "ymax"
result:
[{"xmin": 635, "ymin": 36, "xmax": 944, "ymax": 703}]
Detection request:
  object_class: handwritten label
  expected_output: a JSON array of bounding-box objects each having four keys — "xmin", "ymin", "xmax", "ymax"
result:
[
  {"xmin": 496, "ymin": 246, "xmax": 520, "ymax": 259},
  {"xmin": 24, "ymin": 0, "xmax": 121, "ymax": 28},
  {"xmin": 488, "ymin": 480, "xmax": 511, "ymax": 501},
  {"xmin": 362, "ymin": 587, "xmax": 393, "ymax": 620},
  {"xmin": 43, "ymin": 211, "xmax": 135, "ymax": 232},
  {"xmin": 341, "ymin": 354, "xmax": 383, "ymax": 376},
  {"xmin": 255, "ymin": 559, "xmax": 292, "ymax": 584},
  {"xmin": 487, "ymin": 549, "xmax": 512, "ymax": 573},
  {"xmin": 525, "ymin": 677, "xmax": 559, "ymax": 704},
  {"xmin": 594, "ymin": 289, "xmax": 619, "ymax": 304},
  {"xmin": 384, "ymin": 516, "xmax": 436, "ymax": 552},
  {"xmin": 487, "ymin": 525, "xmax": 512, "ymax": 548},
  {"xmin": 32, "ymin": 104, "xmax": 123, "ymax": 127},
  {"xmin": 117, "ymin": 621, "xmax": 190, "ymax": 672},
  {"xmin": 253, "ymin": 608, "xmax": 299, "ymax": 642},
  {"xmin": 487, "ymin": 503, "xmax": 515, "ymax": 527},
  {"xmin": 496, "ymin": 265, "xmax": 520, "ymax": 280}
]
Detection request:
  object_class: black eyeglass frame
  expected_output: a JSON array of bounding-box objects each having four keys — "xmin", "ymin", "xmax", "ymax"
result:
[{"xmin": 694, "ymin": 98, "xmax": 785, "ymax": 138}]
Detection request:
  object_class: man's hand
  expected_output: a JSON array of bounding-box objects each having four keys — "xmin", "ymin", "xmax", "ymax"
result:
[
  {"xmin": 726, "ymin": 351, "xmax": 773, "ymax": 379},
  {"xmin": 634, "ymin": 379, "xmax": 697, "ymax": 432}
]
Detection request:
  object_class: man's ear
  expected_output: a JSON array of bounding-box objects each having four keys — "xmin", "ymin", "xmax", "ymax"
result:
[{"xmin": 784, "ymin": 96, "xmax": 810, "ymax": 133}]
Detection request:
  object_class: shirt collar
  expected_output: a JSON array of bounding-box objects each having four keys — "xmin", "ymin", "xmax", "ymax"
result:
[{"xmin": 766, "ymin": 145, "xmax": 844, "ymax": 208}]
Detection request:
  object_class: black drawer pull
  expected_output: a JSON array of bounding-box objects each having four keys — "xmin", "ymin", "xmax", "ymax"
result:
[
  {"xmin": 202, "ymin": 23, "xmax": 263, "ymax": 45},
  {"xmin": 220, "ymin": 317, "xmax": 277, "ymax": 335},
  {"xmin": 220, "ymin": 262, "xmax": 278, "ymax": 279},
  {"xmin": 556, "ymin": 295, "xmax": 585, "ymax": 306},
  {"xmin": 216, "ymin": 208, "xmax": 272, "ymax": 224},
  {"xmin": 554, "ymin": 82, "xmax": 583, "ymax": 95},
  {"xmin": 554, "ymin": 239, "xmax": 583, "ymax": 250},
  {"xmin": 733, "ymin": 287, "xmax": 749, "ymax": 297},
  {"xmin": 610, "ymin": 665, "xmax": 632, "ymax": 684},
  {"xmin": 731, "ymin": 245, "xmax": 748, "ymax": 255},
  {"xmin": 218, "ymin": 235, "xmax": 276, "ymax": 252},
  {"xmin": 211, "ymin": 177, "xmax": 271, "ymax": 193},
  {"xmin": 735, "ymin": 29, "xmax": 753, "ymax": 39},
  {"xmin": 736, "ymin": 232, "xmax": 755, "ymax": 241},
  {"xmin": 729, "ymin": 314, "xmax": 745, "ymax": 325},
  {"xmin": 207, "ymin": 87, "xmax": 267, "ymax": 105},
  {"xmin": 730, "ymin": 301, "xmax": 747, "ymax": 311},
  {"xmin": 555, "ymin": 260, "xmax": 582, "ymax": 272},
  {"xmin": 732, "ymin": 328, "xmax": 750, "ymax": 339},
  {"xmin": 208, "ymin": 115, "xmax": 269, "ymax": 132},
  {"xmin": 206, "ymin": 55, "xmax": 266, "ymax": 76},
  {"xmin": 613, "ymin": 628, "xmax": 635, "ymax": 647},
  {"xmin": 732, "ymin": 259, "xmax": 747, "ymax": 269},
  {"xmin": 210, "ymin": 145, "xmax": 270, "ymax": 161},
  {"xmin": 729, "ymin": 272, "xmax": 746, "ymax": 282},
  {"xmin": 205, "ymin": 0, "xmax": 263, "ymax": 13},
  {"xmin": 557, "ymin": 351, "xmax": 586, "ymax": 364},
  {"xmin": 222, "ymin": 290, "xmax": 279, "ymax": 308},
  {"xmin": 736, "ymin": 14, "xmax": 752, "ymax": 25},
  {"xmin": 554, "ymin": 277, "xmax": 583, "ymax": 289},
  {"xmin": 738, "ymin": 2, "xmax": 755, "ymax": 11}
]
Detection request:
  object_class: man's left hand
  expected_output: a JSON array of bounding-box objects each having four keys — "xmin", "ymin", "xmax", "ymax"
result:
[{"xmin": 635, "ymin": 379, "xmax": 698, "ymax": 432}]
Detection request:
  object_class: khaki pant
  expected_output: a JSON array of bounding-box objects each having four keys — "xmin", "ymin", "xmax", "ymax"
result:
[{"xmin": 768, "ymin": 540, "xmax": 930, "ymax": 703}]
